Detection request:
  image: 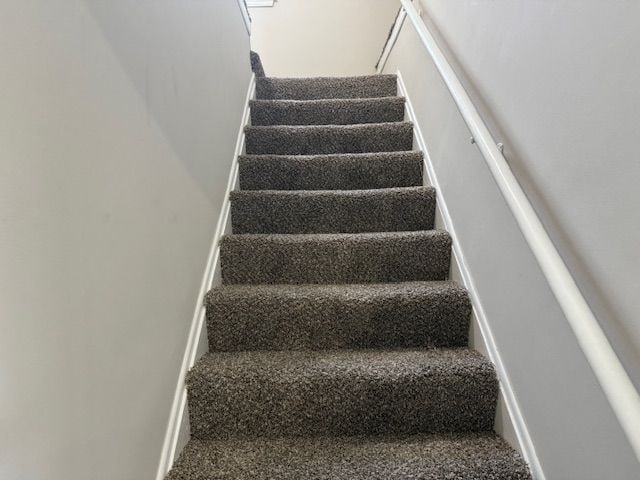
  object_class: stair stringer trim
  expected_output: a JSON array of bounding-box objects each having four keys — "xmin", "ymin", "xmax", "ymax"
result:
[
  {"xmin": 397, "ymin": 69, "xmax": 546, "ymax": 480},
  {"xmin": 154, "ymin": 73, "xmax": 256, "ymax": 480}
]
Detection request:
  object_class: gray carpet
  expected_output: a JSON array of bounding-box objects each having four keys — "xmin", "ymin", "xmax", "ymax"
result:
[
  {"xmin": 250, "ymin": 97, "xmax": 406, "ymax": 125},
  {"xmin": 238, "ymin": 152, "xmax": 424, "ymax": 191},
  {"xmin": 205, "ymin": 281, "xmax": 471, "ymax": 351},
  {"xmin": 220, "ymin": 231, "xmax": 452, "ymax": 285},
  {"xmin": 167, "ymin": 71, "xmax": 531, "ymax": 479},
  {"xmin": 256, "ymin": 74, "xmax": 398, "ymax": 100},
  {"xmin": 230, "ymin": 187, "xmax": 436, "ymax": 234},
  {"xmin": 187, "ymin": 348, "xmax": 498, "ymax": 439},
  {"xmin": 166, "ymin": 434, "xmax": 531, "ymax": 480},
  {"xmin": 245, "ymin": 122, "xmax": 414, "ymax": 155},
  {"xmin": 250, "ymin": 51, "xmax": 265, "ymax": 78}
]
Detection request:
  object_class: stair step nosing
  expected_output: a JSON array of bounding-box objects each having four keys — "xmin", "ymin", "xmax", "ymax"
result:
[
  {"xmin": 245, "ymin": 121, "xmax": 412, "ymax": 132},
  {"xmin": 230, "ymin": 186, "xmax": 434, "ymax": 198},
  {"xmin": 258, "ymin": 74, "xmax": 397, "ymax": 82},
  {"xmin": 239, "ymin": 151, "xmax": 423, "ymax": 162},
  {"xmin": 250, "ymin": 96, "xmax": 405, "ymax": 105},
  {"xmin": 190, "ymin": 348, "xmax": 494, "ymax": 379},
  {"xmin": 223, "ymin": 229, "xmax": 449, "ymax": 241},
  {"xmin": 167, "ymin": 433, "xmax": 531, "ymax": 480}
]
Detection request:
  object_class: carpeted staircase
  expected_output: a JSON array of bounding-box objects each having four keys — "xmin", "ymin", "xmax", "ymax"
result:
[{"xmin": 166, "ymin": 73, "xmax": 531, "ymax": 479}]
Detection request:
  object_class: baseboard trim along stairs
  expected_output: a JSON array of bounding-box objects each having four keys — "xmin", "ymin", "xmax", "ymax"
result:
[{"xmin": 160, "ymin": 70, "xmax": 533, "ymax": 479}]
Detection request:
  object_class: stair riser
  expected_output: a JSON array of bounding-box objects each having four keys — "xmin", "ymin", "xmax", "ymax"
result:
[
  {"xmin": 188, "ymin": 367, "xmax": 497, "ymax": 439},
  {"xmin": 245, "ymin": 123, "xmax": 413, "ymax": 155},
  {"xmin": 250, "ymin": 98, "xmax": 405, "ymax": 126},
  {"xmin": 220, "ymin": 232, "xmax": 452, "ymax": 285},
  {"xmin": 256, "ymin": 75, "xmax": 398, "ymax": 100},
  {"xmin": 230, "ymin": 188, "xmax": 435, "ymax": 234},
  {"xmin": 238, "ymin": 153, "xmax": 423, "ymax": 191},
  {"xmin": 206, "ymin": 285, "xmax": 471, "ymax": 351}
]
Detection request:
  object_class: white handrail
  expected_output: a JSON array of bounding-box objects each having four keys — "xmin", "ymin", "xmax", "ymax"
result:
[{"xmin": 396, "ymin": 0, "xmax": 640, "ymax": 463}]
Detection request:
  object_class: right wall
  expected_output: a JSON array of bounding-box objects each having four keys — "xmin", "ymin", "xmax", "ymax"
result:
[{"xmin": 383, "ymin": 1, "xmax": 640, "ymax": 478}]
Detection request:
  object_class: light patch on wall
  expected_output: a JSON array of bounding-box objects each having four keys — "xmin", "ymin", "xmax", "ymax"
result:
[{"xmin": 247, "ymin": 0, "xmax": 275, "ymax": 7}]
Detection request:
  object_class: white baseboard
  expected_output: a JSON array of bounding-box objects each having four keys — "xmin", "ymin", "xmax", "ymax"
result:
[
  {"xmin": 154, "ymin": 73, "xmax": 256, "ymax": 480},
  {"xmin": 397, "ymin": 69, "xmax": 546, "ymax": 480}
]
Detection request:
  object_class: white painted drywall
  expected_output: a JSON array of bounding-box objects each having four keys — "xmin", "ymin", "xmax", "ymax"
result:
[
  {"xmin": 0, "ymin": 1, "xmax": 250, "ymax": 479},
  {"xmin": 249, "ymin": 0, "xmax": 399, "ymax": 77},
  {"xmin": 383, "ymin": 1, "xmax": 640, "ymax": 478}
]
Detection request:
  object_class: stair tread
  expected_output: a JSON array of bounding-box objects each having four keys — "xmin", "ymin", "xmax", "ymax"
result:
[
  {"xmin": 186, "ymin": 348, "xmax": 498, "ymax": 438},
  {"xmin": 167, "ymin": 433, "xmax": 531, "ymax": 480},
  {"xmin": 222, "ymin": 229, "xmax": 449, "ymax": 243},
  {"xmin": 240, "ymin": 151, "xmax": 420, "ymax": 160},
  {"xmin": 244, "ymin": 122, "xmax": 413, "ymax": 155},
  {"xmin": 251, "ymin": 96, "xmax": 405, "ymax": 105},
  {"xmin": 231, "ymin": 185, "xmax": 431, "ymax": 197},
  {"xmin": 250, "ymin": 96, "xmax": 405, "ymax": 125},
  {"xmin": 207, "ymin": 279, "xmax": 464, "ymax": 300},
  {"xmin": 256, "ymin": 74, "xmax": 398, "ymax": 100},
  {"xmin": 220, "ymin": 230, "xmax": 452, "ymax": 284},
  {"xmin": 238, "ymin": 151, "xmax": 423, "ymax": 190},
  {"xmin": 206, "ymin": 281, "xmax": 470, "ymax": 350},
  {"xmin": 230, "ymin": 186, "xmax": 435, "ymax": 234}
]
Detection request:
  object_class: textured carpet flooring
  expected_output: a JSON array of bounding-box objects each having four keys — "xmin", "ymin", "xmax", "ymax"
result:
[
  {"xmin": 167, "ymin": 434, "xmax": 531, "ymax": 480},
  {"xmin": 250, "ymin": 97, "xmax": 406, "ymax": 125},
  {"xmin": 238, "ymin": 151, "xmax": 424, "ymax": 190},
  {"xmin": 187, "ymin": 348, "xmax": 497, "ymax": 439},
  {"xmin": 220, "ymin": 231, "xmax": 452, "ymax": 285},
  {"xmin": 230, "ymin": 187, "xmax": 436, "ymax": 234},
  {"xmin": 167, "ymin": 72, "xmax": 531, "ymax": 479},
  {"xmin": 256, "ymin": 74, "xmax": 398, "ymax": 100},
  {"xmin": 245, "ymin": 122, "xmax": 414, "ymax": 155},
  {"xmin": 205, "ymin": 281, "xmax": 471, "ymax": 351}
]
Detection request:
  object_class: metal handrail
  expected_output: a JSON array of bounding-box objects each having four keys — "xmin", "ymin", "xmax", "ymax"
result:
[{"xmin": 394, "ymin": 0, "xmax": 640, "ymax": 462}]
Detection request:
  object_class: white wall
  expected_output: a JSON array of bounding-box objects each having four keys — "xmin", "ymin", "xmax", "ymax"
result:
[
  {"xmin": 383, "ymin": 1, "xmax": 640, "ymax": 478},
  {"xmin": 0, "ymin": 1, "xmax": 251, "ymax": 479},
  {"xmin": 249, "ymin": 0, "xmax": 399, "ymax": 77}
]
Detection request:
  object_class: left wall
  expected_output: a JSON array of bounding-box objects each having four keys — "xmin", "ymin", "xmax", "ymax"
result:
[{"xmin": 0, "ymin": 1, "xmax": 250, "ymax": 479}]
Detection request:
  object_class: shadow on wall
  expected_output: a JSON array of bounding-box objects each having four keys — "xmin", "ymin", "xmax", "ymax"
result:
[{"xmin": 83, "ymin": 0, "xmax": 251, "ymax": 203}]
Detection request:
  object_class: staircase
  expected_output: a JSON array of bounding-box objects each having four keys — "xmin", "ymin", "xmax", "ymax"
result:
[{"xmin": 166, "ymin": 74, "xmax": 531, "ymax": 479}]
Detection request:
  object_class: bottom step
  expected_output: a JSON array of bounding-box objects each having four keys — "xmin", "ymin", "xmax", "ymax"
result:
[{"xmin": 167, "ymin": 433, "xmax": 531, "ymax": 480}]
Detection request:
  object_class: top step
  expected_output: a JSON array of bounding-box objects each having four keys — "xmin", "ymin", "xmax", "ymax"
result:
[{"xmin": 256, "ymin": 75, "xmax": 398, "ymax": 100}]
